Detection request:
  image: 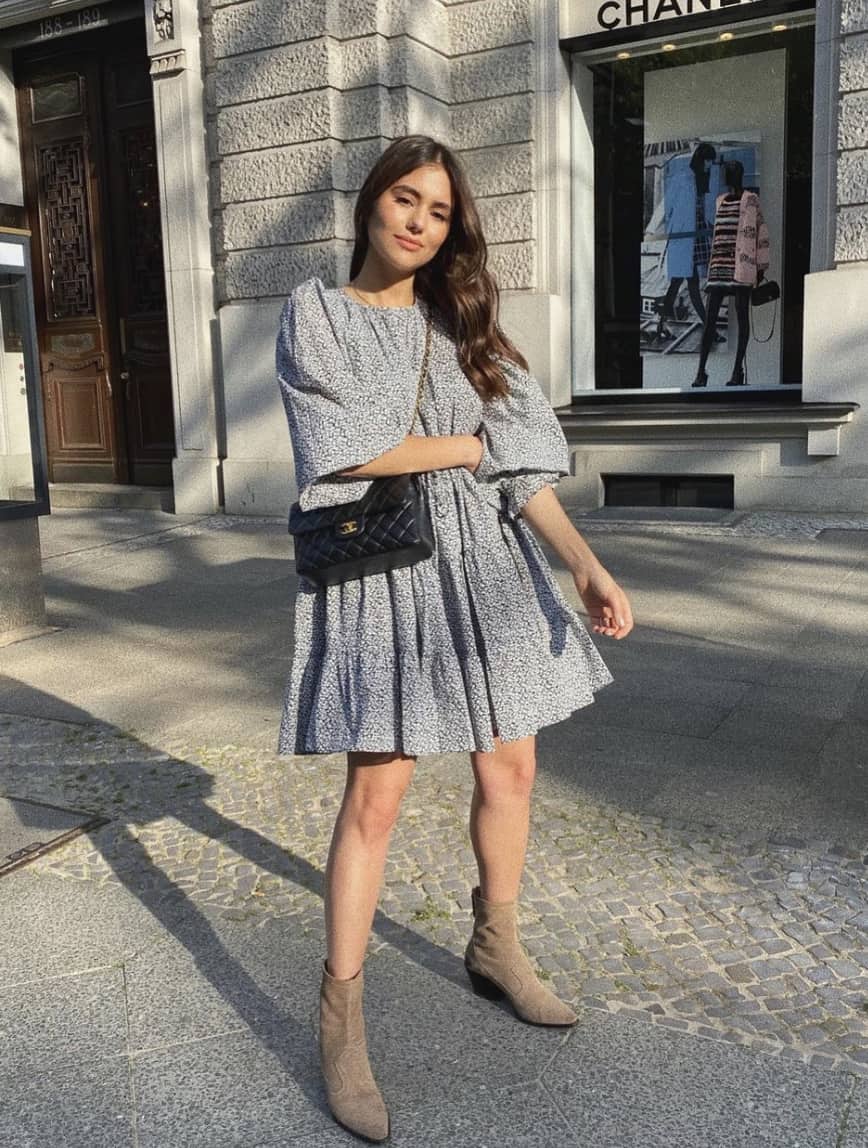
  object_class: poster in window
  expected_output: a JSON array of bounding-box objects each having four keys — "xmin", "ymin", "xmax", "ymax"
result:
[{"xmin": 640, "ymin": 136, "xmax": 760, "ymax": 367}]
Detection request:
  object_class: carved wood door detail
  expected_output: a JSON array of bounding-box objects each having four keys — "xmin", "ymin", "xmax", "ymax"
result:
[{"xmin": 15, "ymin": 20, "xmax": 175, "ymax": 485}]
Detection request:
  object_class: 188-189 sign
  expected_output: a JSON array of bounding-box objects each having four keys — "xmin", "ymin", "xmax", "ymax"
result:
[{"xmin": 39, "ymin": 6, "xmax": 107, "ymax": 40}]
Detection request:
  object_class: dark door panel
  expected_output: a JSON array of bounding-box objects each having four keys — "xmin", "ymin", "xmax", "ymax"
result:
[
  {"xmin": 19, "ymin": 62, "xmax": 119, "ymax": 480},
  {"xmin": 14, "ymin": 19, "xmax": 175, "ymax": 486},
  {"xmin": 104, "ymin": 51, "xmax": 174, "ymax": 484}
]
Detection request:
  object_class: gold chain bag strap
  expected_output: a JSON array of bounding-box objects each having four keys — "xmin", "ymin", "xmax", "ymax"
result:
[{"xmin": 288, "ymin": 306, "xmax": 436, "ymax": 586}]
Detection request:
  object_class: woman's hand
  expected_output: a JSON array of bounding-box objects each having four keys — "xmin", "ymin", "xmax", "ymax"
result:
[
  {"xmin": 573, "ymin": 565, "xmax": 634, "ymax": 640},
  {"xmin": 462, "ymin": 432, "xmax": 485, "ymax": 475}
]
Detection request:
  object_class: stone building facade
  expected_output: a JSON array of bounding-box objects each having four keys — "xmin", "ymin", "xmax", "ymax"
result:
[
  {"xmin": 204, "ymin": 0, "xmax": 570, "ymax": 514},
  {"xmin": 0, "ymin": 0, "xmax": 866, "ymax": 516}
]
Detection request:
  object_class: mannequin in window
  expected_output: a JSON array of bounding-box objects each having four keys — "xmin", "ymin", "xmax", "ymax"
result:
[
  {"xmin": 692, "ymin": 160, "xmax": 770, "ymax": 387},
  {"xmin": 654, "ymin": 142, "xmax": 716, "ymax": 341}
]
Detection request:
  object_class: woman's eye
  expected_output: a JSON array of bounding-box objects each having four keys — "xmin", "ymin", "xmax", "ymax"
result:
[{"xmin": 395, "ymin": 195, "xmax": 447, "ymax": 221}]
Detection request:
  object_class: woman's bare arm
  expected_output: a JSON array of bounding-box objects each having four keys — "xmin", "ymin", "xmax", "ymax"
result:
[
  {"xmin": 335, "ymin": 434, "xmax": 480, "ymax": 478},
  {"xmin": 520, "ymin": 485, "xmax": 634, "ymax": 639},
  {"xmin": 519, "ymin": 485, "xmax": 606, "ymax": 583}
]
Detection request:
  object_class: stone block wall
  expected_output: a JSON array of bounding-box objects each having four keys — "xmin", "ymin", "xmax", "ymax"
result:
[
  {"xmin": 200, "ymin": 0, "xmax": 541, "ymax": 304},
  {"xmin": 837, "ymin": 0, "xmax": 868, "ymax": 260}
]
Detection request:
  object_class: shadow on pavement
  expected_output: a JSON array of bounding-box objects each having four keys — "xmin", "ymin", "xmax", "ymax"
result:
[{"xmin": 0, "ymin": 681, "xmax": 468, "ymax": 1126}]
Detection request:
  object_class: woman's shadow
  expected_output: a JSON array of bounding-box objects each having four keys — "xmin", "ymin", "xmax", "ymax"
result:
[{"xmin": 0, "ymin": 680, "xmax": 465, "ymax": 1126}]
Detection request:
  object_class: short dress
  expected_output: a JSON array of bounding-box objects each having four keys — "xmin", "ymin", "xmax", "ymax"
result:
[
  {"xmin": 705, "ymin": 194, "xmax": 751, "ymax": 295},
  {"xmin": 275, "ymin": 276, "xmax": 614, "ymax": 756}
]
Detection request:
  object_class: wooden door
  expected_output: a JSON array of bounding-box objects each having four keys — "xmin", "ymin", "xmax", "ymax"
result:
[
  {"xmin": 15, "ymin": 20, "xmax": 175, "ymax": 485},
  {"xmin": 103, "ymin": 46, "xmax": 173, "ymax": 485}
]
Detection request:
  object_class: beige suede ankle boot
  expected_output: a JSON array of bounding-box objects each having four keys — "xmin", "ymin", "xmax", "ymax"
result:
[
  {"xmin": 319, "ymin": 959, "xmax": 390, "ymax": 1143},
  {"xmin": 464, "ymin": 885, "xmax": 578, "ymax": 1027}
]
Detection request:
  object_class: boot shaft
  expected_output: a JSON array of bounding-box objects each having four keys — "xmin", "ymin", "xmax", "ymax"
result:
[
  {"xmin": 319, "ymin": 960, "xmax": 365, "ymax": 1045},
  {"xmin": 470, "ymin": 884, "xmax": 520, "ymax": 947}
]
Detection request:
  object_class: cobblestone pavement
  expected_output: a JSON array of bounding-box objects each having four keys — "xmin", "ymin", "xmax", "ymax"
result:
[{"xmin": 3, "ymin": 710, "xmax": 865, "ymax": 1080}]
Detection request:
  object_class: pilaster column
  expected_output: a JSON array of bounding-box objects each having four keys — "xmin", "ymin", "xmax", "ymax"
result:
[{"xmin": 146, "ymin": 0, "xmax": 221, "ymax": 512}]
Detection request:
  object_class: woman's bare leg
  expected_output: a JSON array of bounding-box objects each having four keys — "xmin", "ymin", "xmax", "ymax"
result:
[
  {"xmin": 324, "ymin": 750, "xmax": 416, "ymax": 979},
  {"xmin": 465, "ymin": 732, "xmax": 577, "ymax": 1026},
  {"xmin": 468, "ymin": 733, "xmax": 537, "ymax": 902}
]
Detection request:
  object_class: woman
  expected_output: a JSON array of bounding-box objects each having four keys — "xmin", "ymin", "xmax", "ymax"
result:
[{"xmin": 275, "ymin": 135, "xmax": 633, "ymax": 1143}]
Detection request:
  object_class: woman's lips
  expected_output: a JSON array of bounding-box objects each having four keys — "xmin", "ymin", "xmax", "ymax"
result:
[{"xmin": 395, "ymin": 236, "xmax": 422, "ymax": 250}]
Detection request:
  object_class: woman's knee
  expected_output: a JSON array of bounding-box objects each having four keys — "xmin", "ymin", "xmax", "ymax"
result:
[
  {"xmin": 343, "ymin": 752, "xmax": 415, "ymax": 840},
  {"xmin": 473, "ymin": 742, "xmax": 536, "ymax": 803}
]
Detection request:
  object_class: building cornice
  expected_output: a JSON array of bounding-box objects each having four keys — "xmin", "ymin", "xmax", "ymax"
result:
[{"xmin": 556, "ymin": 399, "xmax": 859, "ymax": 439}]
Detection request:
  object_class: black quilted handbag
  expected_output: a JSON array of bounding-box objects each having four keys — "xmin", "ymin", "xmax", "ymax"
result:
[
  {"xmin": 288, "ymin": 308, "xmax": 435, "ymax": 587},
  {"xmin": 751, "ymin": 278, "xmax": 780, "ymax": 306}
]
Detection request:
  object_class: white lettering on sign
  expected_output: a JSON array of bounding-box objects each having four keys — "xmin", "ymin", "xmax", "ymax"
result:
[
  {"xmin": 563, "ymin": 0, "xmax": 763, "ymax": 39},
  {"xmin": 39, "ymin": 7, "xmax": 106, "ymax": 40}
]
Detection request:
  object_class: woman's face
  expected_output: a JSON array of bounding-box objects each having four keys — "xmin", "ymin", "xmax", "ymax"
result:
[{"xmin": 366, "ymin": 163, "xmax": 454, "ymax": 272}]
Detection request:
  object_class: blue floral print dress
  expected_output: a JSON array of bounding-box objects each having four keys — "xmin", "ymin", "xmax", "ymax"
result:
[{"xmin": 275, "ymin": 276, "xmax": 613, "ymax": 756}]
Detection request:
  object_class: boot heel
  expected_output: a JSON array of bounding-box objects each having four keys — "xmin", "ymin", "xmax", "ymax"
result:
[{"xmin": 465, "ymin": 962, "xmax": 505, "ymax": 1000}]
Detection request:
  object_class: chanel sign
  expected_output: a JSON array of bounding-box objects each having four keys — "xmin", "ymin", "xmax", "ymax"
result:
[{"xmin": 563, "ymin": 0, "xmax": 763, "ymax": 39}]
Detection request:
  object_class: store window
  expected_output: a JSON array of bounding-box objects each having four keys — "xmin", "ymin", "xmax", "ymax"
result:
[{"xmin": 569, "ymin": 11, "xmax": 815, "ymax": 394}]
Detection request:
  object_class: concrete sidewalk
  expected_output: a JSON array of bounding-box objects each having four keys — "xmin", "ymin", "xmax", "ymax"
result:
[{"xmin": 0, "ymin": 506, "xmax": 866, "ymax": 1146}]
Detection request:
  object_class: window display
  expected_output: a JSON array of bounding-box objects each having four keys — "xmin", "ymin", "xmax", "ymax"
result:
[
  {"xmin": 591, "ymin": 23, "xmax": 813, "ymax": 392},
  {"xmin": 642, "ymin": 137, "xmax": 761, "ymax": 361}
]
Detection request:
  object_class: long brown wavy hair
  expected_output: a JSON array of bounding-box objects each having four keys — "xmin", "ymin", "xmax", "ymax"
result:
[{"xmin": 348, "ymin": 135, "xmax": 528, "ymax": 402}]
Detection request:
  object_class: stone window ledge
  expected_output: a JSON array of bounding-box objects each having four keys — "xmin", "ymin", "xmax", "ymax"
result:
[{"xmin": 555, "ymin": 399, "xmax": 860, "ymax": 457}]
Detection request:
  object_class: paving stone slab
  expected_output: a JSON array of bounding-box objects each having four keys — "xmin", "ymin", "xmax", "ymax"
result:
[
  {"xmin": 573, "ymin": 687, "xmax": 741, "ymax": 739},
  {"xmin": 779, "ymin": 625, "xmax": 868, "ymax": 673},
  {"xmin": 787, "ymin": 778, "xmax": 868, "ymax": 843},
  {"xmin": 844, "ymin": 674, "xmax": 868, "ymax": 722},
  {"xmin": 546, "ymin": 1010, "xmax": 852, "ymax": 1148},
  {"xmin": 0, "ymin": 867, "xmax": 190, "ymax": 984},
  {"xmin": 133, "ymin": 1028, "xmax": 324, "ymax": 1148},
  {"xmin": 841, "ymin": 1078, "xmax": 868, "ymax": 1148},
  {"xmin": 36, "ymin": 507, "xmax": 200, "ymax": 560},
  {"xmin": 0, "ymin": 965, "xmax": 127, "ymax": 1076},
  {"xmin": 597, "ymin": 634, "xmax": 776, "ymax": 684},
  {"xmin": 283, "ymin": 1081, "xmax": 577, "ymax": 1147},
  {"xmin": 362, "ymin": 946, "xmax": 568, "ymax": 1110},
  {"xmin": 820, "ymin": 721, "xmax": 868, "ymax": 768},
  {"xmin": 124, "ymin": 910, "xmax": 327, "ymax": 1053},
  {"xmin": 644, "ymin": 768, "xmax": 813, "ymax": 835},
  {"xmin": 0, "ymin": 1055, "xmax": 134, "ymax": 1148},
  {"xmin": 536, "ymin": 722, "xmax": 822, "ymax": 828},
  {"xmin": 745, "ymin": 680, "xmax": 864, "ymax": 721},
  {"xmin": 131, "ymin": 946, "xmax": 571, "ymax": 1148},
  {"xmin": 710, "ymin": 701, "xmax": 839, "ymax": 754}
]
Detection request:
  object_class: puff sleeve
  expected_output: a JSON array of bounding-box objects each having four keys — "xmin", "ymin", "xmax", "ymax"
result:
[
  {"xmin": 276, "ymin": 279, "xmax": 413, "ymax": 511},
  {"xmin": 473, "ymin": 354, "xmax": 570, "ymax": 519}
]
